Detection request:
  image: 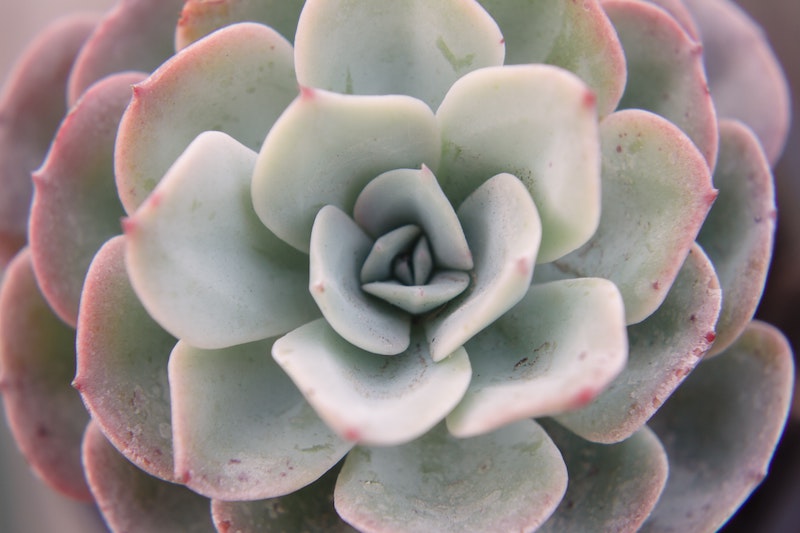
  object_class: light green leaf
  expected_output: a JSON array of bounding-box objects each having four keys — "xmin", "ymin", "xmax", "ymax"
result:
[
  {"xmin": 295, "ymin": 0, "xmax": 504, "ymax": 110},
  {"xmin": 273, "ymin": 320, "xmax": 471, "ymax": 447},
  {"xmin": 125, "ymin": 131, "xmax": 317, "ymax": 350},
  {"xmin": 436, "ymin": 64, "xmax": 600, "ymax": 262},
  {"xmin": 363, "ymin": 272, "xmax": 471, "ymax": 315}
]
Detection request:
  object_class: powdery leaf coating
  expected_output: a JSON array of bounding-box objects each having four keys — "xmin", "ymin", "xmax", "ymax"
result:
[
  {"xmin": 116, "ymin": 22, "xmax": 297, "ymax": 213},
  {"xmin": 538, "ymin": 421, "xmax": 668, "ymax": 533},
  {"xmin": 555, "ymin": 244, "xmax": 721, "ymax": 443},
  {"xmin": 295, "ymin": 0, "xmax": 504, "ymax": 110},
  {"xmin": 309, "ymin": 206, "xmax": 410, "ymax": 355},
  {"xmin": 125, "ymin": 131, "xmax": 318, "ymax": 350},
  {"xmin": 175, "ymin": 0, "xmax": 305, "ymax": 50},
  {"xmin": 479, "ymin": 0, "xmax": 626, "ymax": 117},
  {"xmin": 641, "ymin": 0, "xmax": 701, "ymax": 39},
  {"xmin": 75, "ymin": 236, "xmax": 177, "ymax": 482},
  {"xmin": 425, "ymin": 173, "xmax": 542, "ymax": 362},
  {"xmin": 252, "ymin": 89, "xmax": 441, "ymax": 253},
  {"xmin": 82, "ymin": 421, "xmax": 215, "ymax": 533},
  {"xmin": 606, "ymin": 0, "xmax": 719, "ymax": 169},
  {"xmin": 30, "ymin": 71, "xmax": 143, "ymax": 327},
  {"xmin": 643, "ymin": 321, "xmax": 794, "ymax": 533},
  {"xmin": 169, "ymin": 338, "xmax": 352, "ymax": 500},
  {"xmin": 335, "ymin": 421, "xmax": 567, "ymax": 533},
  {"xmin": 699, "ymin": 121, "xmax": 776, "ymax": 357},
  {"xmin": 67, "ymin": 0, "xmax": 185, "ymax": 105},
  {"xmin": 273, "ymin": 320, "xmax": 471, "ymax": 447},
  {"xmin": 436, "ymin": 64, "xmax": 600, "ymax": 263},
  {"xmin": 0, "ymin": 14, "xmax": 97, "ymax": 267},
  {"xmin": 682, "ymin": 0, "xmax": 790, "ymax": 164},
  {"xmin": 447, "ymin": 277, "xmax": 627, "ymax": 438},
  {"xmin": 211, "ymin": 465, "xmax": 358, "ymax": 533},
  {"xmin": 0, "ymin": 250, "xmax": 90, "ymax": 500},
  {"xmin": 552, "ymin": 109, "xmax": 716, "ymax": 325}
]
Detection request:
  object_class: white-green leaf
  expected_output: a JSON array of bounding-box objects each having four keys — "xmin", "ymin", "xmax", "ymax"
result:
[
  {"xmin": 447, "ymin": 278, "xmax": 627, "ymax": 438},
  {"xmin": 125, "ymin": 131, "xmax": 317, "ymax": 350},
  {"xmin": 426, "ymin": 173, "xmax": 541, "ymax": 362},
  {"xmin": 169, "ymin": 337, "xmax": 352, "ymax": 500},
  {"xmin": 272, "ymin": 320, "xmax": 471, "ymax": 447},
  {"xmin": 252, "ymin": 89, "xmax": 440, "ymax": 252},
  {"xmin": 295, "ymin": 0, "xmax": 504, "ymax": 110},
  {"xmin": 436, "ymin": 64, "xmax": 600, "ymax": 262},
  {"xmin": 363, "ymin": 272, "xmax": 471, "ymax": 315},
  {"xmin": 334, "ymin": 421, "xmax": 567, "ymax": 533}
]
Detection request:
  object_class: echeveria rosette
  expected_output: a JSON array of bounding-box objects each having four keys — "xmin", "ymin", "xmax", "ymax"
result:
[{"xmin": 0, "ymin": 1, "xmax": 793, "ymax": 533}]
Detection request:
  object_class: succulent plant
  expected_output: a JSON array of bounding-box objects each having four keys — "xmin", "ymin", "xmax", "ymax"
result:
[{"xmin": 0, "ymin": 0, "xmax": 794, "ymax": 531}]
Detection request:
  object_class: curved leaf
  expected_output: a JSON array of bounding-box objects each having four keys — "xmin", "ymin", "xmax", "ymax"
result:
[
  {"xmin": 169, "ymin": 337, "xmax": 351, "ymax": 500},
  {"xmin": 116, "ymin": 22, "xmax": 296, "ymax": 213},
  {"xmin": 552, "ymin": 109, "xmax": 716, "ymax": 324},
  {"xmin": 75, "ymin": 235, "xmax": 177, "ymax": 482},
  {"xmin": 31, "ymin": 71, "xmax": 143, "ymax": 327},
  {"xmin": 273, "ymin": 320, "xmax": 471, "ymax": 447},
  {"xmin": 436, "ymin": 64, "xmax": 600, "ymax": 263},
  {"xmin": 252, "ymin": 89, "xmax": 440, "ymax": 253},
  {"xmin": 643, "ymin": 321, "xmax": 793, "ymax": 532},
  {"xmin": 447, "ymin": 278, "xmax": 627, "ymax": 438},
  {"xmin": 0, "ymin": 249, "xmax": 90, "ymax": 500},
  {"xmin": 295, "ymin": 0, "xmax": 504, "ymax": 110},
  {"xmin": 125, "ymin": 131, "xmax": 317, "ymax": 350},
  {"xmin": 335, "ymin": 420, "xmax": 567, "ymax": 533}
]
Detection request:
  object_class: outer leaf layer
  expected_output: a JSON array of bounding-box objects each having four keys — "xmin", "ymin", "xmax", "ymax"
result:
[
  {"xmin": 552, "ymin": 109, "xmax": 716, "ymax": 325},
  {"xmin": 0, "ymin": 250, "xmax": 90, "ymax": 500},
  {"xmin": 125, "ymin": 131, "xmax": 317, "ymax": 350},
  {"xmin": 0, "ymin": 15, "xmax": 97, "ymax": 267},
  {"xmin": 82, "ymin": 422, "xmax": 215, "ymax": 533},
  {"xmin": 116, "ymin": 22, "xmax": 297, "ymax": 213},
  {"xmin": 31, "ymin": 71, "xmax": 143, "ymax": 327},
  {"xmin": 335, "ymin": 421, "xmax": 567, "ymax": 533},
  {"xmin": 294, "ymin": 0, "xmax": 505, "ymax": 110},
  {"xmin": 643, "ymin": 321, "xmax": 793, "ymax": 532},
  {"xmin": 75, "ymin": 236, "xmax": 177, "ymax": 482},
  {"xmin": 436, "ymin": 64, "xmax": 600, "ymax": 263},
  {"xmin": 169, "ymin": 338, "xmax": 351, "ymax": 500},
  {"xmin": 555, "ymin": 244, "xmax": 721, "ymax": 443}
]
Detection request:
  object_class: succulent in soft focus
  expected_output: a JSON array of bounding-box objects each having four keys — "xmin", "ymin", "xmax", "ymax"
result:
[{"xmin": 0, "ymin": 0, "xmax": 794, "ymax": 531}]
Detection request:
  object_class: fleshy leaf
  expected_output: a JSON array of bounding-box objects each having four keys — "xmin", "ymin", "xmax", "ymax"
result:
[
  {"xmin": 353, "ymin": 166, "xmax": 472, "ymax": 271},
  {"xmin": 67, "ymin": 0, "xmax": 185, "ymax": 105},
  {"xmin": 176, "ymin": 0, "xmax": 305, "ymax": 50},
  {"xmin": 551, "ymin": 109, "xmax": 716, "ymax": 325},
  {"xmin": 294, "ymin": 0, "xmax": 504, "ymax": 110},
  {"xmin": 641, "ymin": 0, "xmax": 700, "ymax": 39},
  {"xmin": 82, "ymin": 421, "xmax": 215, "ymax": 533},
  {"xmin": 360, "ymin": 225, "xmax": 422, "ymax": 284},
  {"xmin": 363, "ymin": 272, "xmax": 471, "ymax": 315},
  {"xmin": 309, "ymin": 206, "xmax": 410, "ymax": 355},
  {"xmin": 436, "ymin": 64, "xmax": 600, "ymax": 263},
  {"xmin": 252, "ymin": 89, "xmax": 440, "ymax": 253},
  {"xmin": 682, "ymin": 0, "xmax": 790, "ymax": 164},
  {"xmin": 478, "ymin": 0, "xmax": 626, "ymax": 116},
  {"xmin": 643, "ymin": 321, "xmax": 793, "ymax": 532},
  {"xmin": 169, "ymin": 337, "xmax": 352, "ymax": 500},
  {"xmin": 75, "ymin": 236, "xmax": 177, "ymax": 482},
  {"xmin": 272, "ymin": 320, "xmax": 472, "ymax": 447},
  {"xmin": 698, "ymin": 121, "xmax": 776, "ymax": 356},
  {"xmin": 211, "ymin": 465, "xmax": 357, "ymax": 533},
  {"xmin": 538, "ymin": 421, "xmax": 668, "ymax": 533},
  {"xmin": 0, "ymin": 249, "xmax": 90, "ymax": 500},
  {"xmin": 30, "ymin": 72, "xmax": 143, "ymax": 327},
  {"xmin": 555, "ymin": 244, "xmax": 721, "ymax": 443},
  {"xmin": 335, "ymin": 421, "xmax": 567, "ymax": 532},
  {"xmin": 0, "ymin": 14, "xmax": 97, "ymax": 267},
  {"xmin": 116, "ymin": 22, "xmax": 296, "ymax": 213},
  {"xmin": 125, "ymin": 131, "xmax": 317, "ymax": 350},
  {"xmin": 447, "ymin": 278, "xmax": 627, "ymax": 438},
  {"xmin": 426, "ymin": 173, "xmax": 541, "ymax": 362},
  {"xmin": 605, "ymin": 0, "xmax": 718, "ymax": 168}
]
